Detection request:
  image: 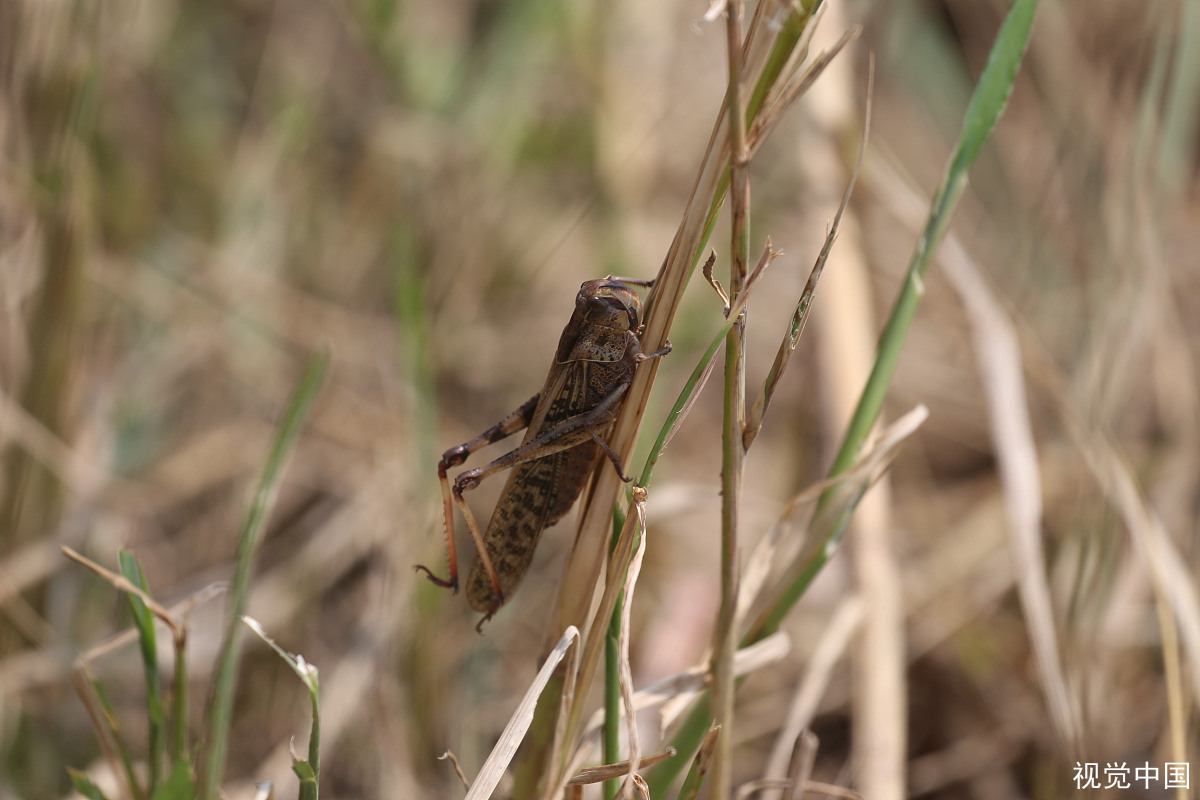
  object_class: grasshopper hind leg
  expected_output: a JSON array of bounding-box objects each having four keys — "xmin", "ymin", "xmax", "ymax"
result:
[
  {"xmin": 413, "ymin": 452, "xmax": 468, "ymax": 592},
  {"xmin": 474, "ymin": 593, "xmax": 504, "ymax": 634},
  {"xmin": 416, "ymin": 394, "xmax": 541, "ymax": 596}
]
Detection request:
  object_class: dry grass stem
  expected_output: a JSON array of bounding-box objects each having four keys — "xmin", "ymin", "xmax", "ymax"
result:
[
  {"xmin": 61, "ymin": 546, "xmax": 184, "ymax": 644},
  {"xmin": 733, "ymin": 779, "xmax": 790, "ymax": 800},
  {"xmin": 466, "ymin": 626, "xmax": 580, "ymax": 800},
  {"xmin": 566, "ymin": 749, "xmax": 677, "ymax": 785},
  {"xmin": 702, "ymin": 251, "xmax": 731, "ymax": 315},
  {"xmin": 578, "ymin": 632, "xmax": 790, "ymax": 744},
  {"xmin": 763, "ymin": 598, "xmax": 864, "ymax": 798},
  {"xmin": 782, "ymin": 729, "xmax": 818, "ymax": 800},
  {"xmin": 745, "ymin": 55, "xmax": 872, "ymax": 451},
  {"xmin": 747, "ymin": 26, "xmax": 862, "ymax": 161},
  {"xmin": 679, "ymin": 725, "xmax": 723, "ymax": 800},
  {"xmin": 743, "ymin": 405, "xmax": 928, "ymax": 638},
  {"xmin": 69, "ymin": 662, "xmax": 137, "ymax": 800},
  {"xmin": 941, "ymin": 237, "xmax": 1080, "ymax": 748},
  {"xmin": 618, "ymin": 490, "xmax": 649, "ymax": 798},
  {"xmin": 438, "ymin": 752, "xmax": 471, "ymax": 792},
  {"xmin": 6, "ymin": 2, "xmax": 1191, "ymax": 797}
]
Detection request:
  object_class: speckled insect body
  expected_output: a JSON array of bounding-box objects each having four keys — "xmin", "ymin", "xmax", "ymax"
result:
[{"xmin": 417, "ymin": 279, "xmax": 670, "ymax": 631}]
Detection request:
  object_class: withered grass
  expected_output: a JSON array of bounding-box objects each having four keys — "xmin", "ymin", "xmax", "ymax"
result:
[{"xmin": 1, "ymin": 1, "xmax": 1197, "ymax": 799}]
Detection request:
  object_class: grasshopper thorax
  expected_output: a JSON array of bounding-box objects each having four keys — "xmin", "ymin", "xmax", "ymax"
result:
[{"xmin": 557, "ymin": 279, "xmax": 642, "ymax": 364}]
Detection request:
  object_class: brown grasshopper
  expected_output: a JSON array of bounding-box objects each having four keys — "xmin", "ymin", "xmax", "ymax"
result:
[{"xmin": 416, "ymin": 278, "xmax": 671, "ymax": 631}]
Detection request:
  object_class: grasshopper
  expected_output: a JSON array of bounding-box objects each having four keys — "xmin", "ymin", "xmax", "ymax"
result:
[{"xmin": 417, "ymin": 278, "xmax": 671, "ymax": 631}]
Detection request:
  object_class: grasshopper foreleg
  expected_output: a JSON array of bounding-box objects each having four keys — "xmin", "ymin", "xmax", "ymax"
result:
[{"xmin": 416, "ymin": 393, "xmax": 541, "ymax": 593}]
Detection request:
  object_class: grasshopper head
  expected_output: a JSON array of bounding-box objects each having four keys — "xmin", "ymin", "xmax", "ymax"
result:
[
  {"xmin": 578, "ymin": 279, "xmax": 640, "ymax": 332},
  {"xmin": 557, "ymin": 279, "xmax": 644, "ymax": 364}
]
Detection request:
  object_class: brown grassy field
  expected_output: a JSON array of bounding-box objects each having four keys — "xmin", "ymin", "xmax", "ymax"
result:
[{"xmin": 1, "ymin": 0, "xmax": 1197, "ymax": 798}]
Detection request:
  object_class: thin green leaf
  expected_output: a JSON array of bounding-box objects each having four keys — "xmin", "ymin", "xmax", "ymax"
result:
[
  {"xmin": 150, "ymin": 760, "xmax": 196, "ymax": 800},
  {"xmin": 687, "ymin": 1, "xmax": 817, "ymax": 310},
  {"xmin": 169, "ymin": 634, "xmax": 189, "ymax": 765},
  {"xmin": 651, "ymin": 7, "xmax": 1038, "ymax": 786},
  {"xmin": 91, "ymin": 678, "xmax": 144, "ymax": 800},
  {"xmin": 119, "ymin": 550, "xmax": 166, "ymax": 792},
  {"xmin": 243, "ymin": 615, "xmax": 321, "ymax": 799},
  {"xmin": 603, "ymin": 505, "xmax": 626, "ymax": 800},
  {"xmin": 639, "ymin": 246, "xmax": 777, "ymax": 489},
  {"xmin": 743, "ymin": 59, "xmax": 872, "ymax": 451},
  {"xmin": 198, "ymin": 352, "xmax": 330, "ymax": 800},
  {"xmin": 242, "ymin": 617, "xmax": 321, "ymax": 695},
  {"xmin": 758, "ymin": 0, "xmax": 1038, "ymax": 638},
  {"xmin": 68, "ymin": 769, "xmax": 112, "ymax": 800},
  {"xmin": 294, "ymin": 758, "xmax": 318, "ymax": 800},
  {"xmin": 676, "ymin": 725, "xmax": 721, "ymax": 800}
]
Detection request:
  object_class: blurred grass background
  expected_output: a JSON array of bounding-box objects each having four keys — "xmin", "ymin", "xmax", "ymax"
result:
[{"xmin": 1, "ymin": 0, "xmax": 1197, "ymax": 798}]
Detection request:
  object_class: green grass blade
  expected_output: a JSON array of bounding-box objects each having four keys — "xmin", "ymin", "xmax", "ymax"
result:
[
  {"xmin": 198, "ymin": 352, "xmax": 330, "ymax": 800},
  {"xmin": 647, "ymin": 696, "xmax": 712, "ymax": 799},
  {"xmin": 684, "ymin": 1, "xmax": 813, "ymax": 303},
  {"xmin": 1157, "ymin": 0, "xmax": 1200, "ymax": 192},
  {"xmin": 603, "ymin": 504, "xmax": 627, "ymax": 800},
  {"xmin": 638, "ymin": 315, "xmax": 726, "ymax": 489},
  {"xmin": 243, "ymin": 616, "xmax": 322, "ymax": 800},
  {"xmin": 300, "ymin": 695, "xmax": 321, "ymax": 800},
  {"xmin": 640, "ymin": 251, "xmax": 775, "ymax": 489},
  {"xmin": 674, "ymin": 723, "xmax": 720, "ymax": 800},
  {"xmin": 293, "ymin": 759, "xmax": 318, "ymax": 800},
  {"xmin": 118, "ymin": 551, "xmax": 165, "ymax": 793},
  {"xmin": 744, "ymin": 6, "xmax": 811, "ymax": 125},
  {"xmin": 90, "ymin": 678, "xmax": 145, "ymax": 800},
  {"xmin": 757, "ymin": 0, "xmax": 1038, "ymax": 638},
  {"xmin": 68, "ymin": 769, "xmax": 112, "ymax": 800},
  {"xmin": 169, "ymin": 633, "xmax": 188, "ymax": 765},
  {"xmin": 150, "ymin": 760, "xmax": 196, "ymax": 800},
  {"xmin": 649, "ymin": 2, "xmax": 1037, "ymax": 792}
]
